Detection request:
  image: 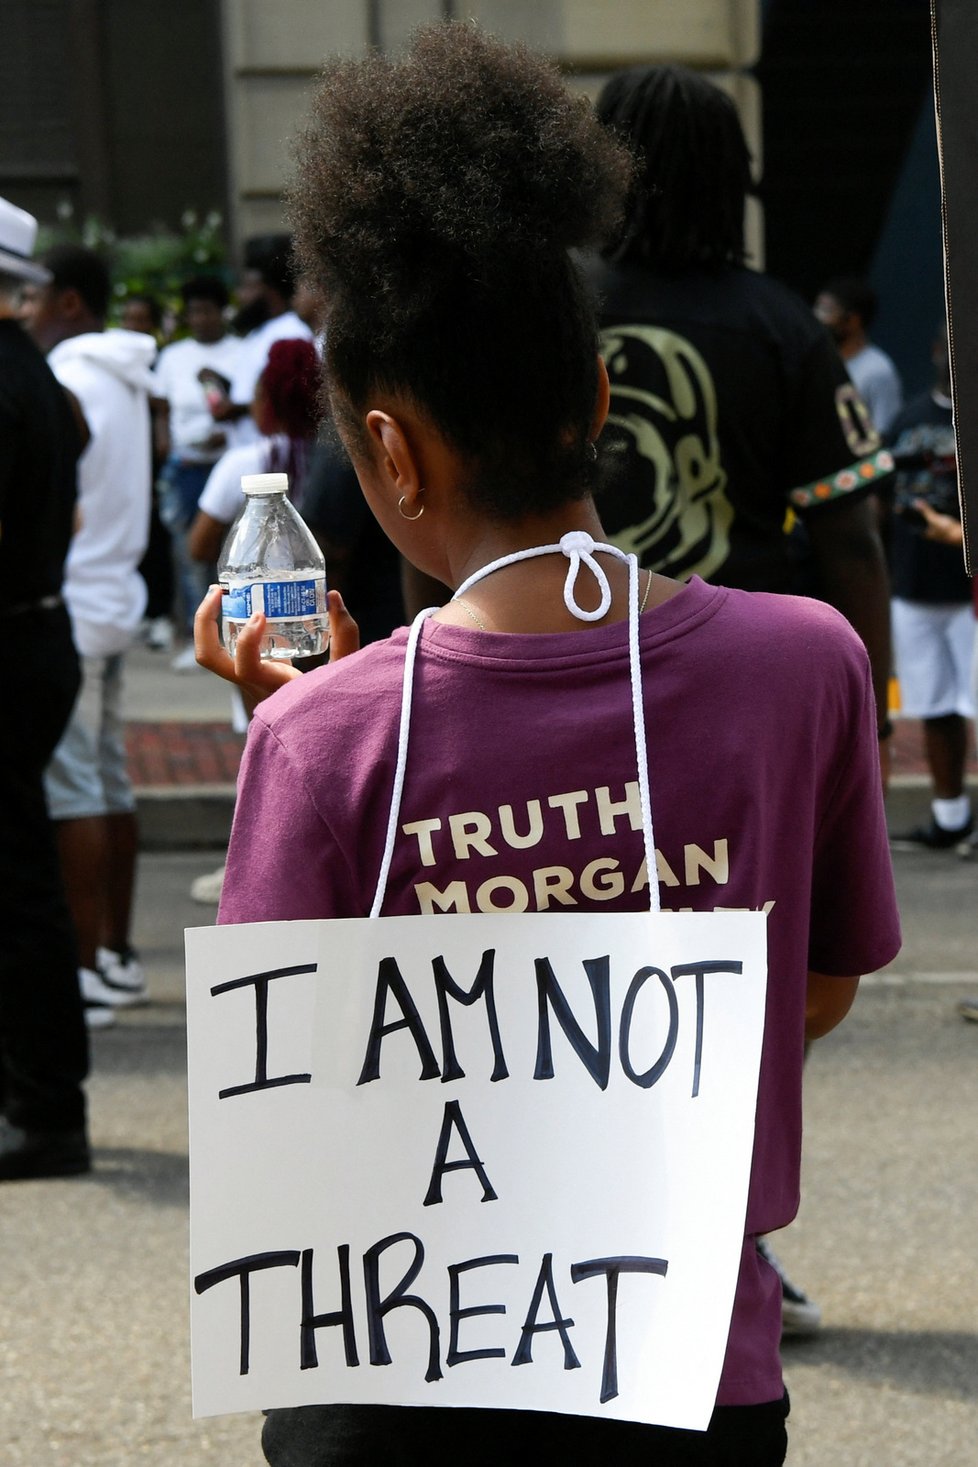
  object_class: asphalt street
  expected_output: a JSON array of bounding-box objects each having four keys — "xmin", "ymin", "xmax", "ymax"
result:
[{"xmin": 0, "ymin": 844, "xmax": 975, "ymax": 1466}]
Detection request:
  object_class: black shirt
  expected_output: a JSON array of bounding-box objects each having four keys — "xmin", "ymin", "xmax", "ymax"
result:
[
  {"xmin": 0, "ymin": 318, "xmax": 80, "ymax": 613},
  {"xmin": 885, "ymin": 390, "xmax": 971, "ymax": 604},
  {"xmin": 585, "ymin": 259, "xmax": 891, "ymax": 594}
]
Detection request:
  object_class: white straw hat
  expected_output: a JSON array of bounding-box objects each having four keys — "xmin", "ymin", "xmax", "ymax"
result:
[{"xmin": 0, "ymin": 196, "xmax": 52, "ymax": 285}]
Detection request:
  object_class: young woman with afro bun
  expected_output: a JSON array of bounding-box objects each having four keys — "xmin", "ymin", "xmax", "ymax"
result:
[{"xmin": 195, "ymin": 24, "xmax": 899, "ymax": 1466}]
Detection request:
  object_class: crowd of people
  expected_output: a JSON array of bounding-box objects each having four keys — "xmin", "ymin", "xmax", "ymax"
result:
[{"xmin": 0, "ymin": 23, "xmax": 972, "ymax": 1464}]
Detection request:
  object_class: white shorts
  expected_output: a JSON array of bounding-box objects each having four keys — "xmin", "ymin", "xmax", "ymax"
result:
[
  {"xmin": 891, "ymin": 598, "xmax": 976, "ymax": 719},
  {"xmin": 44, "ymin": 653, "xmax": 136, "ymax": 820}
]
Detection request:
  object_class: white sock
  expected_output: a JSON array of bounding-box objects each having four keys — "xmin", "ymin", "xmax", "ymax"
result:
[{"xmin": 932, "ymin": 795, "xmax": 971, "ymax": 830}]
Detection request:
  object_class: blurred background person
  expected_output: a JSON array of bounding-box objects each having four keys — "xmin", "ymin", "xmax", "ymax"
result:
[
  {"xmin": 884, "ymin": 326, "xmax": 974, "ymax": 850},
  {"xmin": 587, "ymin": 65, "xmax": 894, "ymax": 757},
  {"xmin": 814, "ymin": 276, "xmax": 903, "ymax": 434},
  {"xmin": 214, "ymin": 233, "xmax": 313, "ymax": 451},
  {"xmin": 187, "ymin": 335, "xmax": 320, "ymax": 565},
  {"xmin": 23, "ymin": 244, "xmax": 156, "ymax": 1026},
  {"xmin": 588, "ymin": 60, "xmax": 898, "ymax": 1339},
  {"xmin": 117, "ymin": 290, "xmax": 175, "ymax": 652},
  {"xmin": 0, "ymin": 199, "xmax": 90, "ymax": 1178},
  {"xmin": 120, "ymin": 291, "xmax": 163, "ymax": 342},
  {"xmin": 151, "ymin": 274, "xmax": 241, "ymax": 667},
  {"xmin": 300, "ymin": 432, "xmax": 405, "ymax": 647}
]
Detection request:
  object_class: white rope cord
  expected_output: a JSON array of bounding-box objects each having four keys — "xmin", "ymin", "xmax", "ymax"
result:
[
  {"xmin": 370, "ymin": 530, "xmax": 658, "ymax": 916},
  {"xmin": 453, "ymin": 531, "xmax": 614, "ymax": 622},
  {"xmin": 625, "ymin": 552, "xmax": 659, "ymax": 913},
  {"xmin": 368, "ymin": 604, "xmax": 439, "ymax": 919}
]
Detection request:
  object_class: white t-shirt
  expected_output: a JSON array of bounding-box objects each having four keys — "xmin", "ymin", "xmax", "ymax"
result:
[
  {"xmin": 48, "ymin": 329, "xmax": 156, "ymax": 656},
  {"xmin": 226, "ymin": 311, "xmax": 314, "ymax": 449},
  {"xmin": 152, "ymin": 334, "xmax": 243, "ymax": 462},
  {"xmin": 198, "ymin": 437, "xmax": 290, "ymax": 525}
]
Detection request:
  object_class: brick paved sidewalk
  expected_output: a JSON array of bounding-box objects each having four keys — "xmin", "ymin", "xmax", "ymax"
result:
[
  {"xmin": 125, "ymin": 721, "xmax": 245, "ymax": 787},
  {"xmin": 124, "ymin": 716, "xmax": 975, "ymax": 788}
]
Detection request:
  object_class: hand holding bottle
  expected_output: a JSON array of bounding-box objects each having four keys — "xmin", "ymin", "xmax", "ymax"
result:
[{"xmin": 193, "ymin": 584, "xmax": 360, "ymax": 703}]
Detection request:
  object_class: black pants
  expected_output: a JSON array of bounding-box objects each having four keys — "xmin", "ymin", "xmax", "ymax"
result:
[
  {"xmin": 0, "ymin": 605, "xmax": 88, "ymax": 1131},
  {"xmin": 261, "ymin": 1396, "xmax": 789, "ymax": 1467}
]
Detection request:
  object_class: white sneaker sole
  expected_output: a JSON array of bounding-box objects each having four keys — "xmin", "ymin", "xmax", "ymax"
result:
[
  {"xmin": 84, "ymin": 1003, "xmax": 116, "ymax": 1030},
  {"xmin": 79, "ymin": 966, "xmax": 146, "ymax": 1009}
]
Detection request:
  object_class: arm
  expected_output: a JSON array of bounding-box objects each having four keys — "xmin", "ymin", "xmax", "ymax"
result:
[
  {"xmin": 187, "ymin": 509, "xmax": 228, "ymax": 565},
  {"xmin": 804, "ymin": 495, "xmax": 892, "ymax": 736},
  {"xmin": 805, "ymin": 971, "xmax": 859, "ymax": 1041},
  {"xmin": 151, "ymin": 394, "xmax": 171, "ymax": 462},
  {"xmin": 913, "ymin": 498, "xmax": 965, "ymax": 547}
]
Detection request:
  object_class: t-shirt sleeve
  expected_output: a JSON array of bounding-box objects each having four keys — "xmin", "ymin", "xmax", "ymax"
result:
[
  {"xmin": 784, "ymin": 332, "xmax": 894, "ymax": 516},
  {"xmin": 198, "ymin": 449, "xmax": 251, "ymax": 523},
  {"xmin": 862, "ymin": 363, "xmax": 903, "ymax": 436},
  {"xmin": 218, "ymin": 715, "xmax": 360, "ymax": 924},
  {"xmin": 807, "ymin": 645, "xmax": 901, "ymax": 975}
]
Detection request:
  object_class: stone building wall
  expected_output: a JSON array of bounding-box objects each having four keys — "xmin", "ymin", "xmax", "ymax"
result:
[{"xmin": 219, "ymin": 0, "xmax": 761, "ymax": 260}]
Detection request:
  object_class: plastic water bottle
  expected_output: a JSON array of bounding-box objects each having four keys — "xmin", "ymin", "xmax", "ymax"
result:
[{"xmin": 218, "ymin": 472, "xmax": 329, "ymax": 661}]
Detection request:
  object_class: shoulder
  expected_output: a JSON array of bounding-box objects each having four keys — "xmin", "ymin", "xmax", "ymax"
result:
[
  {"xmin": 261, "ymin": 312, "xmax": 314, "ymax": 346},
  {"xmin": 47, "ymin": 337, "xmax": 98, "ymax": 393},
  {"xmin": 258, "ymin": 635, "xmax": 407, "ymax": 733},
  {"xmin": 711, "ymin": 584, "xmax": 870, "ymax": 682},
  {"xmin": 199, "ymin": 442, "xmax": 266, "ymax": 518},
  {"xmin": 153, "ymin": 338, "xmax": 189, "ymax": 380},
  {"xmin": 855, "ymin": 344, "xmax": 900, "ymax": 382},
  {"xmin": 249, "ymin": 636, "xmax": 409, "ymax": 788}
]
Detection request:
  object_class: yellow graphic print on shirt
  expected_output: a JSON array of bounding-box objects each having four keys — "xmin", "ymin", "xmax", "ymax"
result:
[{"xmin": 599, "ymin": 325, "xmax": 735, "ymax": 582}]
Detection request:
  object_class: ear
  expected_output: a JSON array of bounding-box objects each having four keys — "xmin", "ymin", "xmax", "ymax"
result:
[
  {"xmin": 590, "ymin": 354, "xmax": 611, "ymax": 441},
  {"xmin": 58, "ymin": 287, "xmax": 86, "ymax": 322},
  {"xmin": 365, "ymin": 409, "xmax": 423, "ymax": 508}
]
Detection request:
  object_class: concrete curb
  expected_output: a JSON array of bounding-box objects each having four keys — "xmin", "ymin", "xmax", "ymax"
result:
[
  {"xmin": 135, "ymin": 785, "xmax": 234, "ymax": 850},
  {"xmin": 134, "ymin": 775, "xmax": 978, "ymax": 852}
]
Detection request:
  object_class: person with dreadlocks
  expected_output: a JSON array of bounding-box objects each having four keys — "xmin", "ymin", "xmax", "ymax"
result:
[
  {"xmin": 587, "ymin": 66, "xmax": 894, "ymax": 765},
  {"xmin": 194, "ymin": 25, "xmax": 899, "ymax": 1465},
  {"xmin": 588, "ymin": 60, "xmax": 903, "ymax": 1352}
]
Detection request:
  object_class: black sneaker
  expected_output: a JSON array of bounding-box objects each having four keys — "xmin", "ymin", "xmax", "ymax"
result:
[
  {"xmin": 0, "ymin": 1118, "xmax": 90, "ymax": 1181},
  {"xmin": 889, "ymin": 817, "xmax": 974, "ymax": 851},
  {"xmin": 757, "ymin": 1238, "xmax": 821, "ymax": 1337}
]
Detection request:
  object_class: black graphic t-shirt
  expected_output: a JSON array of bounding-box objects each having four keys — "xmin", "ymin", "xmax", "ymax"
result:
[
  {"xmin": 585, "ymin": 259, "xmax": 893, "ymax": 594},
  {"xmin": 885, "ymin": 391, "xmax": 971, "ymax": 604}
]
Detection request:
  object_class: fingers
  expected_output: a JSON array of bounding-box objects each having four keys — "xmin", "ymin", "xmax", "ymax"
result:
[
  {"xmin": 193, "ymin": 585, "xmax": 302, "ymax": 701},
  {"xmin": 233, "ymin": 614, "xmax": 302, "ymax": 694},
  {"xmin": 328, "ymin": 589, "xmax": 361, "ymax": 661},
  {"xmin": 912, "ymin": 499, "xmax": 960, "ymax": 545},
  {"xmin": 193, "ymin": 584, "xmax": 237, "ymax": 684}
]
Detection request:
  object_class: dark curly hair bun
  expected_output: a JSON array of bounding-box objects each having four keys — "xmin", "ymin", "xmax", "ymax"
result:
[{"xmin": 290, "ymin": 22, "xmax": 633, "ymax": 519}]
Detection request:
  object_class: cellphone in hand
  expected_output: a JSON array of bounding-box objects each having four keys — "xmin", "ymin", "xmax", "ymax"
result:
[{"xmin": 198, "ymin": 368, "xmax": 232, "ymax": 415}]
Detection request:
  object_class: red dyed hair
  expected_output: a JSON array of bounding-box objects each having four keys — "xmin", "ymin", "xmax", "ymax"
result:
[{"xmin": 258, "ymin": 338, "xmax": 320, "ymax": 439}]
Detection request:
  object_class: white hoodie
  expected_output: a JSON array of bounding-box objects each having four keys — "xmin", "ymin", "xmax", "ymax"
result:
[{"xmin": 48, "ymin": 329, "xmax": 157, "ymax": 656}]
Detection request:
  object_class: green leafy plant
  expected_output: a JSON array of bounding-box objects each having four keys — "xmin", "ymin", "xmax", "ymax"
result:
[{"xmin": 37, "ymin": 203, "xmax": 231, "ymax": 331}]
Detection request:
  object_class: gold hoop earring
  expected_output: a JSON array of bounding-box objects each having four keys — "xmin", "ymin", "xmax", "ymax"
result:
[{"xmin": 398, "ymin": 494, "xmax": 425, "ymax": 521}]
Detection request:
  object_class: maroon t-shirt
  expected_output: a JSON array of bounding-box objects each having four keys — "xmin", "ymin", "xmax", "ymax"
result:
[{"xmin": 220, "ymin": 576, "xmax": 900, "ymax": 1406}]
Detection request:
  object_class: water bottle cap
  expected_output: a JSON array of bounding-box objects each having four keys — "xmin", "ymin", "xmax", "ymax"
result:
[{"xmin": 241, "ymin": 473, "xmax": 289, "ymax": 495}]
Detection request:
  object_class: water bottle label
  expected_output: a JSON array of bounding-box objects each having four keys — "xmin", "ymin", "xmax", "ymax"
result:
[{"xmin": 223, "ymin": 578, "xmax": 324, "ymax": 621}]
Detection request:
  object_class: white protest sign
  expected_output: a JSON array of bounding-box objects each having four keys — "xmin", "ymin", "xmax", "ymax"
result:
[{"xmin": 186, "ymin": 908, "xmax": 766, "ymax": 1430}]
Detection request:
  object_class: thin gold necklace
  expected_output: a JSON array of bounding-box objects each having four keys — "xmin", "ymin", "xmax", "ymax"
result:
[
  {"xmin": 454, "ymin": 570, "xmax": 653, "ymax": 632},
  {"xmin": 454, "ymin": 596, "xmax": 488, "ymax": 631}
]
